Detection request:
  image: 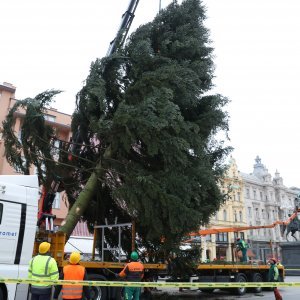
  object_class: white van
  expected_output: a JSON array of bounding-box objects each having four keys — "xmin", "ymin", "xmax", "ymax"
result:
[{"xmin": 0, "ymin": 175, "xmax": 39, "ymax": 300}]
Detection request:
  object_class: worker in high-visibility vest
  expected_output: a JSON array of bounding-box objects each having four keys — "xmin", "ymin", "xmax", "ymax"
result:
[
  {"xmin": 236, "ymin": 238, "xmax": 248, "ymax": 263},
  {"xmin": 118, "ymin": 251, "xmax": 144, "ymax": 300},
  {"xmin": 53, "ymin": 252, "xmax": 91, "ymax": 300},
  {"xmin": 28, "ymin": 242, "xmax": 59, "ymax": 300}
]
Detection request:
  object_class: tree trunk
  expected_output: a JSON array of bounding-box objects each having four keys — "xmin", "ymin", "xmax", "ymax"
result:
[
  {"xmin": 59, "ymin": 147, "xmax": 111, "ymax": 239},
  {"xmin": 59, "ymin": 171, "xmax": 99, "ymax": 238}
]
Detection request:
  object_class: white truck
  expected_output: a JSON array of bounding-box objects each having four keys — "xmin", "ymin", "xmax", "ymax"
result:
[{"xmin": 0, "ymin": 175, "xmax": 39, "ymax": 300}]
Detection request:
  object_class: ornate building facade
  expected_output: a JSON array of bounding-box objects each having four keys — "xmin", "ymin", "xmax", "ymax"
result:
[{"xmin": 241, "ymin": 156, "xmax": 298, "ymax": 262}]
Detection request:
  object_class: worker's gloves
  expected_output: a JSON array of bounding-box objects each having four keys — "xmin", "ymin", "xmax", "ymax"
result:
[{"xmin": 114, "ymin": 273, "xmax": 120, "ymax": 279}]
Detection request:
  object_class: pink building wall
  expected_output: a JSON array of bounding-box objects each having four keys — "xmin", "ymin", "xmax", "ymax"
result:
[{"xmin": 0, "ymin": 82, "xmax": 71, "ymax": 225}]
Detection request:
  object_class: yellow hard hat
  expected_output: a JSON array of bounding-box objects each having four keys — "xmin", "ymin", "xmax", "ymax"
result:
[
  {"xmin": 39, "ymin": 242, "xmax": 51, "ymax": 254},
  {"xmin": 69, "ymin": 252, "xmax": 81, "ymax": 265}
]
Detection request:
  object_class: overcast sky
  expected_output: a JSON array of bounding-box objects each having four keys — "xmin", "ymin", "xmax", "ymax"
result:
[{"xmin": 1, "ymin": 0, "xmax": 300, "ymax": 187}]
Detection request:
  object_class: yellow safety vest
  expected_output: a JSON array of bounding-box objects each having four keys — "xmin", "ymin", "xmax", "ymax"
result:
[{"xmin": 28, "ymin": 254, "xmax": 59, "ymax": 287}]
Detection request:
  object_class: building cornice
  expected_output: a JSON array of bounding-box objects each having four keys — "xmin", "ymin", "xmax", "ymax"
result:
[
  {"xmin": 0, "ymin": 84, "xmax": 16, "ymax": 93},
  {"xmin": 14, "ymin": 111, "xmax": 71, "ymax": 130}
]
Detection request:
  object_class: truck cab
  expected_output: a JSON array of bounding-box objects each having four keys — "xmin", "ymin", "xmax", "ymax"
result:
[{"xmin": 0, "ymin": 175, "xmax": 39, "ymax": 300}]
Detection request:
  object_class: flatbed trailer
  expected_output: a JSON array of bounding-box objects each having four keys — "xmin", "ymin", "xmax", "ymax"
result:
[
  {"xmin": 34, "ymin": 232, "xmax": 284, "ymax": 299},
  {"xmin": 197, "ymin": 263, "xmax": 284, "ymax": 295}
]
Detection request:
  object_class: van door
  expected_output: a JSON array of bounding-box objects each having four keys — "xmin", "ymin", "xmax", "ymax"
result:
[{"xmin": 0, "ymin": 181, "xmax": 27, "ymax": 265}]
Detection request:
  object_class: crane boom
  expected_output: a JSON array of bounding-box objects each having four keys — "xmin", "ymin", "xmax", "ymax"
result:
[
  {"xmin": 106, "ymin": 0, "xmax": 140, "ymax": 57},
  {"xmin": 190, "ymin": 208, "xmax": 300, "ymax": 236}
]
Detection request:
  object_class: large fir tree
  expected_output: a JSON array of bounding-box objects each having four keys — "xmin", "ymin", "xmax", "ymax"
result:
[{"xmin": 3, "ymin": 0, "xmax": 231, "ymax": 258}]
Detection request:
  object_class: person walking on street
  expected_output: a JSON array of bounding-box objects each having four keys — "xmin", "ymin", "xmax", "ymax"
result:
[
  {"xmin": 118, "ymin": 251, "xmax": 144, "ymax": 300},
  {"xmin": 53, "ymin": 252, "xmax": 91, "ymax": 300},
  {"xmin": 268, "ymin": 258, "xmax": 283, "ymax": 300},
  {"xmin": 236, "ymin": 237, "xmax": 248, "ymax": 263},
  {"xmin": 28, "ymin": 242, "xmax": 59, "ymax": 300}
]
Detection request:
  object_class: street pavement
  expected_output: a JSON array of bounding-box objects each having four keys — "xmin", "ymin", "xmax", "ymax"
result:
[{"xmin": 151, "ymin": 276, "xmax": 300, "ymax": 299}]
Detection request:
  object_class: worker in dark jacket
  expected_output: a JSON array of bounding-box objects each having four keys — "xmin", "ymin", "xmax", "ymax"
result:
[
  {"xmin": 53, "ymin": 252, "xmax": 91, "ymax": 300},
  {"xmin": 28, "ymin": 242, "xmax": 59, "ymax": 300},
  {"xmin": 268, "ymin": 258, "xmax": 282, "ymax": 300},
  {"xmin": 118, "ymin": 251, "xmax": 144, "ymax": 300}
]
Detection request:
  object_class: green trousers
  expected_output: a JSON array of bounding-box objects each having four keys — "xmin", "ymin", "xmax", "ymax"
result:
[
  {"xmin": 124, "ymin": 286, "xmax": 141, "ymax": 300},
  {"xmin": 241, "ymin": 249, "xmax": 247, "ymax": 262}
]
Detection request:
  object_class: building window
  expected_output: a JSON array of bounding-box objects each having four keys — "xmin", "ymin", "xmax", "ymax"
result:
[
  {"xmin": 233, "ymin": 193, "xmax": 236, "ymax": 201},
  {"xmin": 255, "ymin": 208, "xmax": 259, "ymax": 218},
  {"xmin": 253, "ymin": 190, "xmax": 257, "ymax": 199},
  {"xmin": 260, "ymin": 192, "xmax": 263, "ymax": 200},
  {"xmin": 52, "ymin": 193, "xmax": 60, "ymax": 209},
  {"xmin": 239, "ymin": 211, "xmax": 243, "ymax": 222},
  {"xmin": 223, "ymin": 210, "xmax": 227, "ymax": 221},
  {"xmin": 261, "ymin": 209, "xmax": 264, "ymax": 219},
  {"xmin": 18, "ymin": 130, "xmax": 22, "ymax": 142},
  {"xmin": 14, "ymin": 156, "xmax": 26, "ymax": 173},
  {"xmin": 52, "ymin": 140, "xmax": 60, "ymax": 161},
  {"xmin": 216, "ymin": 232, "xmax": 228, "ymax": 242},
  {"xmin": 237, "ymin": 192, "xmax": 241, "ymax": 201},
  {"xmin": 248, "ymin": 207, "xmax": 252, "ymax": 218},
  {"xmin": 206, "ymin": 235, "xmax": 212, "ymax": 242},
  {"xmin": 234, "ymin": 210, "xmax": 237, "ymax": 222},
  {"xmin": 240, "ymin": 232, "xmax": 245, "ymax": 240},
  {"xmin": 44, "ymin": 114, "xmax": 56, "ymax": 122},
  {"xmin": 246, "ymin": 188, "xmax": 250, "ymax": 198}
]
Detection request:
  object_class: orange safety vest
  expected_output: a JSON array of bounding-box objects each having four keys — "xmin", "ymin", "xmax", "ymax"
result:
[
  {"xmin": 119, "ymin": 261, "xmax": 144, "ymax": 282},
  {"xmin": 62, "ymin": 264, "xmax": 85, "ymax": 299}
]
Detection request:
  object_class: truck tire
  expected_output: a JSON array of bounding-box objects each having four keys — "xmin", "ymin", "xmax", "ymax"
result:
[
  {"xmin": 250, "ymin": 273, "xmax": 263, "ymax": 293},
  {"xmin": 88, "ymin": 273, "xmax": 108, "ymax": 300},
  {"xmin": 234, "ymin": 273, "xmax": 247, "ymax": 295},
  {"xmin": 0, "ymin": 288, "xmax": 4, "ymax": 300}
]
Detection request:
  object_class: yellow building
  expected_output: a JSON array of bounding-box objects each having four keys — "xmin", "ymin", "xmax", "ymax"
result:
[{"xmin": 203, "ymin": 157, "xmax": 247, "ymax": 261}]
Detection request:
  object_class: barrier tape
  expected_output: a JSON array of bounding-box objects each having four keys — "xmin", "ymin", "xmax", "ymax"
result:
[{"xmin": 0, "ymin": 278, "xmax": 299, "ymax": 288}]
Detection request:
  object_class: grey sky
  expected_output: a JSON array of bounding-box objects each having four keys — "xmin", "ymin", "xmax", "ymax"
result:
[{"xmin": 1, "ymin": 0, "xmax": 300, "ymax": 187}]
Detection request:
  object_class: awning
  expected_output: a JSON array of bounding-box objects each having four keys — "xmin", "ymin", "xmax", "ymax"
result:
[{"xmin": 64, "ymin": 236, "xmax": 98, "ymax": 254}]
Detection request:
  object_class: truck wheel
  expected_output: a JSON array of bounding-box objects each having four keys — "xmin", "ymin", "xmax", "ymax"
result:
[
  {"xmin": 88, "ymin": 273, "xmax": 108, "ymax": 300},
  {"xmin": 234, "ymin": 273, "xmax": 247, "ymax": 295},
  {"xmin": 251, "ymin": 273, "xmax": 263, "ymax": 293},
  {"xmin": 0, "ymin": 288, "xmax": 3, "ymax": 300}
]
